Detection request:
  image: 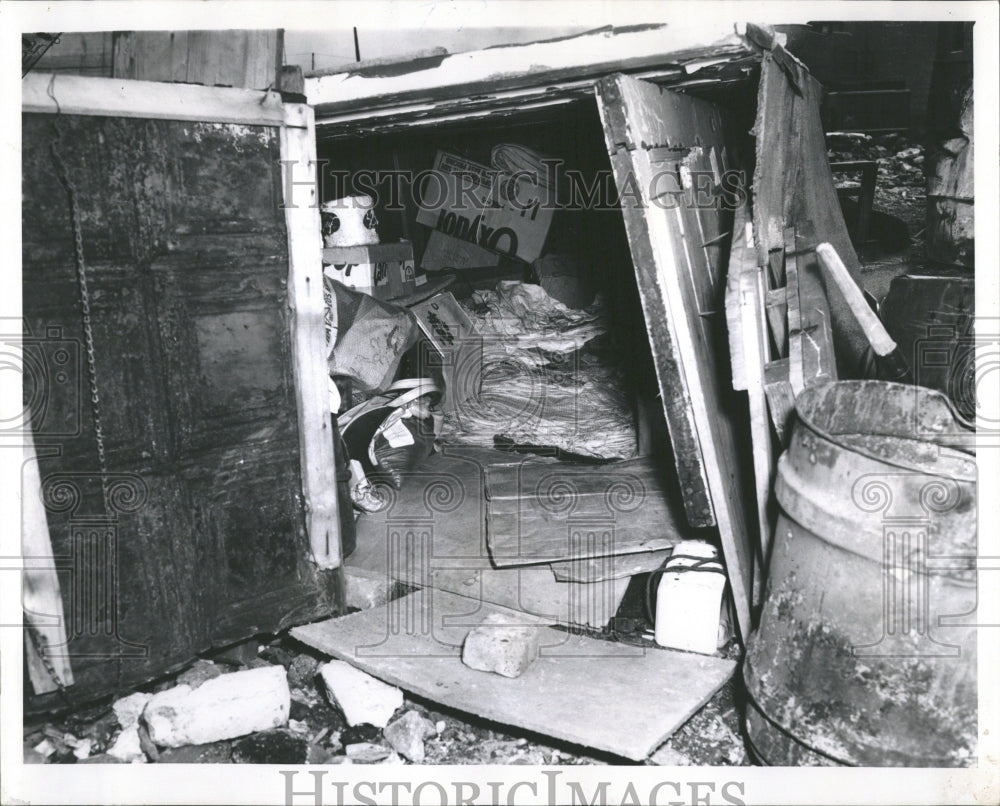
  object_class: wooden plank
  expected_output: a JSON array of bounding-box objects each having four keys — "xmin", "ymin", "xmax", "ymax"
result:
[
  {"xmin": 737, "ymin": 260, "xmax": 774, "ymax": 573},
  {"xmin": 281, "ymin": 105, "xmax": 341, "ymax": 569},
  {"xmin": 549, "ymin": 550, "xmax": 671, "ymax": 583},
  {"xmin": 346, "ymin": 449, "xmax": 627, "ymax": 629},
  {"xmin": 794, "ymin": 229, "xmax": 838, "ymax": 388},
  {"xmin": 785, "ymin": 228, "xmax": 805, "ymax": 395},
  {"xmin": 306, "ymin": 24, "xmax": 747, "ymax": 115},
  {"xmin": 21, "ymin": 436, "xmax": 74, "ymax": 695},
  {"xmin": 751, "ymin": 47, "xmax": 869, "ymax": 374},
  {"xmin": 764, "ymin": 287, "xmax": 788, "ymax": 357},
  {"xmin": 23, "ymin": 72, "xmax": 287, "ymax": 126},
  {"xmin": 291, "ymin": 589, "xmax": 736, "ymax": 761},
  {"xmin": 595, "ymin": 74, "xmax": 755, "ymax": 642},
  {"xmin": 485, "ymin": 458, "xmax": 687, "ymax": 567},
  {"xmin": 114, "ymin": 30, "xmax": 281, "ymax": 90},
  {"xmin": 723, "ymin": 203, "xmax": 773, "ymax": 579},
  {"xmin": 763, "ymin": 358, "xmax": 795, "ymax": 445}
]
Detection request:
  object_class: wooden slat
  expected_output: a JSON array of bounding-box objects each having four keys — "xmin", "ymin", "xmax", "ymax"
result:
[
  {"xmin": 23, "ymin": 72, "xmax": 287, "ymax": 125},
  {"xmin": 346, "ymin": 449, "xmax": 628, "ymax": 629},
  {"xmin": 485, "ymin": 458, "xmax": 687, "ymax": 567},
  {"xmin": 113, "ymin": 30, "xmax": 281, "ymax": 91},
  {"xmin": 795, "ymin": 232, "xmax": 838, "ymax": 388},
  {"xmin": 291, "ymin": 588, "xmax": 736, "ymax": 761},
  {"xmin": 549, "ymin": 550, "xmax": 671, "ymax": 583},
  {"xmin": 764, "ymin": 287, "xmax": 788, "ymax": 357},
  {"xmin": 280, "ymin": 105, "xmax": 340, "ymax": 569},
  {"xmin": 786, "ymin": 226, "xmax": 837, "ymax": 393},
  {"xmin": 725, "ymin": 204, "xmax": 774, "ymax": 579},
  {"xmin": 751, "ymin": 47, "xmax": 869, "ymax": 374},
  {"xmin": 763, "ymin": 358, "xmax": 796, "ymax": 445},
  {"xmin": 785, "ymin": 227, "xmax": 805, "ymax": 395},
  {"xmin": 595, "ymin": 74, "xmax": 755, "ymax": 642}
]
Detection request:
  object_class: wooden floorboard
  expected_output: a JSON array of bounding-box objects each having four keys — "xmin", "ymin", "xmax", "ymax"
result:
[{"xmin": 291, "ymin": 589, "xmax": 736, "ymax": 761}]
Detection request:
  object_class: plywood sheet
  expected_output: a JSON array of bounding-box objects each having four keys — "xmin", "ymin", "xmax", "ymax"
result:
[
  {"xmin": 346, "ymin": 448, "xmax": 628, "ymax": 629},
  {"xmin": 291, "ymin": 589, "xmax": 736, "ymax": 761},
  {"xmin": 485, "ymin": 457, "xmax": 687, "ymax": 567}
]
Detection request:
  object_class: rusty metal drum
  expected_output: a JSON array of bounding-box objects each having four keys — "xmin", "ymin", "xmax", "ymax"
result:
[{"xmin": 744, "ymin": 381, "xmax": 977, "ymax": 766}]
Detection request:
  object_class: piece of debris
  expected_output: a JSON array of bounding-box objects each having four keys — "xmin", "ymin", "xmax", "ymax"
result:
[
  {"xmin": 142, "ymin": 665, "xmax": 290, "ymax": 748},
  {"xmin": 461, "ymin": 613, "xmax": 541, "ymax": 678},
  {"xmin": 106, "ymin": 726, "xmax": 146, "ymax": 763},
  {"xmin": 287, "ymin": 654, "xmax": 320, "ymax": 689},
  {"xmin": 345, "ymin": 742, "xmax": 392, "ymax": 763},
  {"xmin": 156, "ymin": 741, "xmax": 233, "ymax": 764},
  {"xmin": 231, "ymin": 729, "xmax": 309, "ymax": 764},
  {"xmin": 383, "ymin": 710, "xmax": 438, "ymax": 762},
  {"xmin": 112, "ymin": 691, "xmax": 152, "ymax": 729},
  {"xmin": 318, "ymin": 660, "xmax": 403, "ymax": 727},
  {"xmin": 177, "ymin": 659, "xmax": 224, "ymax": 689}
]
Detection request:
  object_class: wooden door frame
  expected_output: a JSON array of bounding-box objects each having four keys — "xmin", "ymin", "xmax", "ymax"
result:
[{"xmin": 21, "ymin": 72, "xmax": 341, "ymax": 570}]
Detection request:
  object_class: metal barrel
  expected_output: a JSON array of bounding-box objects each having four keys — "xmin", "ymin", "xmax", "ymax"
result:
[{"xmin": 743, "ymin": 380, "xmax": 978, "ymax": 766}]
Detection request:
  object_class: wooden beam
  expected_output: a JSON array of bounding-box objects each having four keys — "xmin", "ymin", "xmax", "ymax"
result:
[
  {"xmin": 307, "ymin": 24, "xmax": 748, "ymax": 118},
  {"xmin": 23, "ymin": 72, "xmax": 288, "ymax": 126},
  {"xmin": 280, "ymin": 103, "xmax": 341, "ymax": 570}
]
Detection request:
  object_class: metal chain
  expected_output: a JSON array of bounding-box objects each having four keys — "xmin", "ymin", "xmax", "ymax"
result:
[
  {"xmin": 44, "ymin": 122, "xmax": 119, "ymax": 701},
  {"xmin": 26, "ymin": 622, "xmax": 72, "ymax": 706},
  {"xmin": 50, "ymin": 126, "xmax": 111, "ymax": 512}
]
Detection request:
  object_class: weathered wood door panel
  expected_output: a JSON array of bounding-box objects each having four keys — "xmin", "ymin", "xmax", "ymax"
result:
[
  {"xmin": 596, "ymin": 74, "xmax": 756, "ymax": 640},
  {"xmin": 22, "ymin": 111, "xmax": 337, "ymax": 706}
]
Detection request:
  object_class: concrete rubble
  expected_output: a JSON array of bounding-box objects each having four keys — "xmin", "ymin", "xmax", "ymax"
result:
[
  {"xmin": 461, "ymin": 613, "xmax": 541, "ymax": 678},
  {"xmin": 142, "ymin": 665, "xmax": 290, "ymax": 748},
  {"xmin": 383, "ymin": 709, "xmax": 438, "ymax": 762},
  {"xmin": 319, "ymin": 659, "xmax": 403, "ymax": 727}
]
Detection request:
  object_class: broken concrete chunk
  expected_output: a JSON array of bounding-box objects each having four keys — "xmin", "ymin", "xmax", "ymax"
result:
[
  {"xmin": 345, "ymin": 742, "xmax": 391, "ymax": 763},
  {"xmin": 383, "ymin": 710, "xmax": 437, "ymax": 763},
  {"xmin": 319, "ymin": 660, "xmax": 403, "ymax": 728},
  {"xmin": 461, "ymin": 613, "xmax": 541, "ymax": 678},
  {"xmin": 142, "ymin": 665, "xmax": 290, "ymax": 748},
  {"xmin": 177, "ymin": 659, "xmax": 223, "ymax": 689},
  {"xmin": 112, "ymin": 691, "xmax": 152, "ymax": 729},
  {"xmin": 106, "ymin": 725, "xmax": 146, "ymax": 763}
]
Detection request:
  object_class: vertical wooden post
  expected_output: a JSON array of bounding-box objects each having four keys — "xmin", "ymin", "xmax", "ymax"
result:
[
  {"xmin": 22, "ymin": 434, "xmax": 75, "ymax": 693},
  {"xmin": 280, "ymin": 103, "xmax": 341, "ymax": 569}
]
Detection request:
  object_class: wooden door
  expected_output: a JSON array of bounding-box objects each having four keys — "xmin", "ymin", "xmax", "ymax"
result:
[
  {"xmin": 595, "ymin": 74, "xmax": 756, "ymax": 640},
  {"xmin": 21, "ymin": 76, "xmax": 338, "ymax": 706}
]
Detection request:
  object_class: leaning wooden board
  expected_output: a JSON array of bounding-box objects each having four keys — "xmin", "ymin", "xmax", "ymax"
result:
[
  {"xmin": 595, "ymin": 74, "xmax": 755, "ymax": 640},
  {"xmin": 292, "ymin": 589, "xmax": 736, "ymax": 761}
]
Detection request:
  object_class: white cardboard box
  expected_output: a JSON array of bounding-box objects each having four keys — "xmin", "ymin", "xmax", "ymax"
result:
[{"xmin": 415, "ymin": 150, "xmax": 554, "ymax": 264}]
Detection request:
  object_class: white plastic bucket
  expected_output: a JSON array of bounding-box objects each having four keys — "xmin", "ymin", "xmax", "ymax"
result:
[{"xmin": 321, "ymin": 195, "xmax": 379, "ymax": 247}]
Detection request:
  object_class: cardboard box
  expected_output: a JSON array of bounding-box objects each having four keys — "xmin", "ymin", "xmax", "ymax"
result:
[
  {"xmin": 420, "ymin": 228, "xmax": 500, "ymax": 272},
  {"xmin": 323, "ymin": 241, "xmax": 416, "ymax": 301},
  {"xmin": 410, "ymin": 291, "xmax": 483, "ymax": 410},
  {"xmin": 415, "ymin": 150, "xmax": 554, "ymax": 264}
]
